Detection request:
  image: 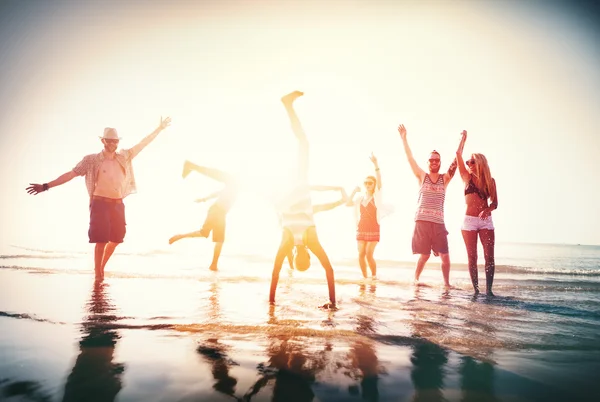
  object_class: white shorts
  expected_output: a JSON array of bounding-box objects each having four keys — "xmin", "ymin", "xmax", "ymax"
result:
[{"xmin": 461, "ymin": 215, "xmax": 494, "ymax": 231}]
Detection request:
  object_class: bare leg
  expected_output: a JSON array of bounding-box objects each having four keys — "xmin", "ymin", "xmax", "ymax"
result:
[
  {"xmin": 100, "ymin": 241, "xmax": 119, "ymax": 272},
  {"xmin": 94, "ymin": 243, "xmax": 106, "ymax": 279},
  {"xmin": 286, "ymin": 250, "xmax": 294, "ymax": 270},
  {"xmin": 281, "ymin": 91, "xmax": 309, "ymax": 183},
  {"xmin": 415, "ymin": 254, "xmax": 430, "ymax": 282},
  {"xmin": 209, "ymin": 242, "xmax": 223, "ymax": 271},
  {"xmin": 357, "ymin": 241, "xmax": 368, "ymax": 278},
  {"xmin": 365, "ymin": 241, "xmax": 378, "ymax": 277},
  {"xmin": 479, "ymin": 229, "xmax": 495, "ymax": 296},
  {"xmin": 439, "ymin": 252, "xmax": 451, "ymax": 288},
  {"xmin": 169, "ymin": 230, "xmax": 207, "ymax": 245},
  {"xmin": 182, "ymin": 161, "xmax": 234, "ymax": 183},
  {"xmin": 462, "ymin": 230, "xmax": 480, "ymax": 294},
  {"xmin": 305, "ymin": 227, "xmax": 336, "ymax": 305},
  {"xmin": 270, "ymin": 230, "xmax": 294, "ymax": 304}
]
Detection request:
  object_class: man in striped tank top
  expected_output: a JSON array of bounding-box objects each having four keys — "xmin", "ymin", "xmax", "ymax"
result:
[
  {"xmin": 270, "ymin": 90, "xmax": 343, "ymax": 309},
  {"xmin": 397, "ymin": 124, "xmax": 459, "ymax": 287}
]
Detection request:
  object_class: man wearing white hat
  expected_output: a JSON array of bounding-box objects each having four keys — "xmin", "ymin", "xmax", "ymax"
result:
[{"xmin": 26, "ymin": 116, "xmax": 172, "ymax": 279}]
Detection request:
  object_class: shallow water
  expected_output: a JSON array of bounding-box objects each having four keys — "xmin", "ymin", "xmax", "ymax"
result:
[{"xmin": 1, "ymin": 243, "xmax": 600, "ymax": 401}]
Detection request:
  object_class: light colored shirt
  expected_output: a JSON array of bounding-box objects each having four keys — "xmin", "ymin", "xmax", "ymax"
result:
[
  {"xmin": 72, "ymin": 149, "xmax": 137, "ymax": 199},
  {"xmin": 415, "ymin": 174, "xmax": 446, "ymax": 224}
]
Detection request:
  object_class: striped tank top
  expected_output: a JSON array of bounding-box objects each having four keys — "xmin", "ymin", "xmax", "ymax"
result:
[
  {"xmin": 279, "ymin": 185, "xmax": 315, "ymax": 245},
  {"xmin": 415, "ymin": 174, "xmax": 446, "ymax": 224}
]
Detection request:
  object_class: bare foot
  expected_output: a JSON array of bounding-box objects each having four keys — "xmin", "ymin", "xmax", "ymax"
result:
[
  {"xmin": 319, "ymin": 302, "xmax": 337, "ymax": 310},
  {"xmin": 182, "ymin": 160, "xmax": 193, "ymax": 179},
  {"xmin": 168, "ymin": 235, "xmax": 180, "ymax": 245},
  {"xmin": 209, "ymin": 264, "xmax": 218, "ymax": 272},
  {"xmin": 281, "ymin": 90, "xmax": 304, "ymax": 105}
]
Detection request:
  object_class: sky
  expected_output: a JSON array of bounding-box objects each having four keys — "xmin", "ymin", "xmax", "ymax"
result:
[{"xmin": 1, "ymin": 0, "xmax": 599, "ymax": 260}]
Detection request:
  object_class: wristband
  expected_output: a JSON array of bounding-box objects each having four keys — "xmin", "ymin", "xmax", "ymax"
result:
[
  {"xmin": 43, "ymin": 183, "xmax": 49, "ymax": 191},
  {"xmin": 375, "ymin": 168, "xmax": 380, "ymax": 171}
]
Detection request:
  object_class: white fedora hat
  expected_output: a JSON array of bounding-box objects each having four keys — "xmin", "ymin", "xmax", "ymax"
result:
[{"xmin": 99, "ymin": 127, "xmax": 121, "ymax": 140}]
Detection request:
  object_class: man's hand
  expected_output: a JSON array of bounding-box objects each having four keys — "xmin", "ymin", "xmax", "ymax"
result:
[
  {"xmin": 159, "ymin": 116, "xmax": 172, "ymax": 131},
  {"xmin": 26, "ymin": 183, "xmax": 46, "ymax": 195},
  {"xmin": 397, "ymin": 124, "xmax": 407, "ymax": 140}
]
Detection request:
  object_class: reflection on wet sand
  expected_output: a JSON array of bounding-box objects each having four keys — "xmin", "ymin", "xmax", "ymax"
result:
[
  {"xmin": 409, "ymin": 286, "xmax": 450, "ymax": 402},
  {"xmin": 197, "ymin": 280, "xmax": 241, "ymax": 400},
  {"xmin": 1, "ymin": 379, "xmax": 53, "ymax": 402},
  {"xmin": 62, "ymin": 280, "xmax": 125, "ymax": 402},
  {"xmin": 460, "ymin": 356, "xmax": 498, "ymax": 402},
  {"xmin": 197, "ymin": 338, "xmax": 240, "ymax": 400},
  {"xmin": 346, "ymin": 339, "xmax": 382, "ymax": 402},
  {"xmin": 347, "ymin": 282, "xmax": 384, "ymax": 401},
  {"xmin": 242, "ymin": 306, "xmax": 332, "ymax": 402}
]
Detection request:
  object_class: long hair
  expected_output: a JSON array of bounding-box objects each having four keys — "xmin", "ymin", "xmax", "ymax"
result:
[{"xmin": 470, "ymin": 153, "xmax": 493, "ymax": 199}]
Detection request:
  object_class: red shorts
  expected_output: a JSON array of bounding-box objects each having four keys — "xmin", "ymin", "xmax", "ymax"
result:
[{"xmin": 88, "ymin": 197, "xmax": 126, "ymax": 243}]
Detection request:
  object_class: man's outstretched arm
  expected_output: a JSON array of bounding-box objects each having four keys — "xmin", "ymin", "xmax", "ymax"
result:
[
  {"xmin": 26, "ymin": 170, "xmax": 79, "ymax": 195},
  {"xmin": 129, "ymin": 116, "xmax": 172, "ymax": 159}
]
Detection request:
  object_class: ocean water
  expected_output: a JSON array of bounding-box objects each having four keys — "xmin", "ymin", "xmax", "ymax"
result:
[{"xmin": 1, "ymin": 241, "xmax": 599, "ymax": 401}]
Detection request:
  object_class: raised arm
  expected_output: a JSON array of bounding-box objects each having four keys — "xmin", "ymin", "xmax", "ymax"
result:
[
  {"xmin": 281, "ymin": 91, "xmax": 308, "ymax": 184},
  {"xmin": 444, "ymin": 129, "xmax": 466, "ymax": 185},
  {"xmin": 194, "ymin": 190, "xmax": 221, "ymax": 203},
  {"xmin": 313, "ymin": 187, "xmax": 350, "ymax": 214},
  {"xmin": 455, "ymin": 130, "xmax": 470, "ymax": 183},
  {"xmin": 369, "ymin": 152, "xmax": 382, "ymax": 190},
  {"xmin": 26, "ymin": 170, "xmax": 79, "ymax": 195},
  {"xmin": 397, "ymin": 124, "xmax": 426, "ymax": 183},
  {"xmin": 128, "ymin": 116, "xmax": 171, "ymax": 159}
]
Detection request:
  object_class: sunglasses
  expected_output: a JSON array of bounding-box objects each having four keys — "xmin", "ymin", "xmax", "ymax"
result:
[
  {"xmin": 364, "ymin": 181, "xmax": 375, "ymax": 186},
  {"xmin": 104, "ymin": 139, "xmax": 119, "ymax": 144},
  {"xmin": 428, "ymin": 159, "xmax": 440, "ymax": 163},
  {"xmin": 466, "ymin": 159, "xmax": 475, "ymax": 166}
]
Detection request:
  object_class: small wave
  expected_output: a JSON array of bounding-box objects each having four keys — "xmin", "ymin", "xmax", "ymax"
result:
[
  {"xmin": 0, "ymin": 254, "xmax": 77, "ymax": 260},
  {"xmin": 8, "ymin": 244, "xmax": 87, "ymax": 255},
  {"xmin": 0, "ymin": 311, "xmax": 67, "ymax": 325}
]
